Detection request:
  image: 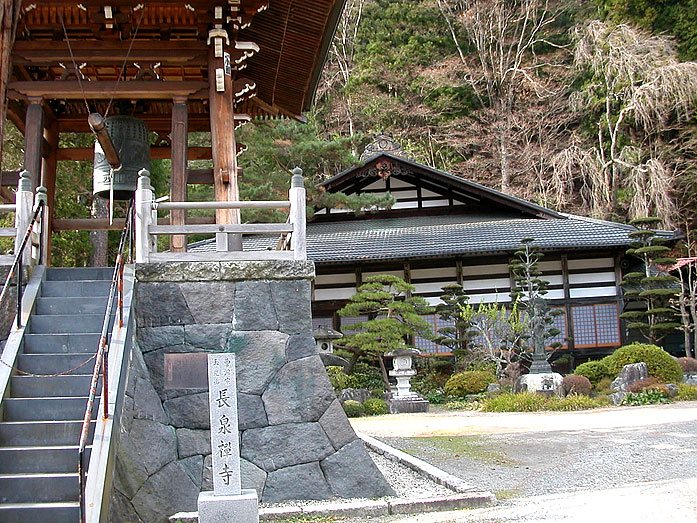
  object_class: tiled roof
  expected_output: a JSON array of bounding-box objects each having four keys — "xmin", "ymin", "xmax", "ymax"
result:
[{"xmin": 189, "ymin": 213, "xmax": 670, "ymax": 264}]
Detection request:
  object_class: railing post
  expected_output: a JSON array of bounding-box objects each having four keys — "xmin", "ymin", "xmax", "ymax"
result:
[
  {"xmin": 289, "ymin": 167, "xmax": 307, "ymax": 261},
  {"xmin": 34, "ymin": 186, "xmax": 48, "ymax": 265},
  {"xmin": 14, "ymin": 171, "xmax": 33, "ymax": 266},
  {"xmin": 135, "ymin": 169, "xmax": 153, "ymax": 263}
]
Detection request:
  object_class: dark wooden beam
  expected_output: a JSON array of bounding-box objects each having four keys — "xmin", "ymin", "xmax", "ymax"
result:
[
  {"xmin": 56, "ymin": 113, "xmax": 212, "ymax": 134},
  {"xmin": 8, "ymin": 81, "xmax": 209, "ymax": 100},
  {"xmin": 170, "ymin": 99, "xmax": 188, "ymax": 252},
  {"xmin": 42, "ymin": 120, "xmax": 59, "ymax": 266},
  {"xmin": 1, "ymin": 169, "xmax": 19, "ymax": 186},
  {"xmin": 23, "ymin": 99, "xmax": 43, "ymax": 189},
  {"xmin": 56, "ymin": 146, "xmax": 214, "ymax": 162},
  {"xmin": 12, "ymin": 40, "xmax": 209, "ymax": 66}
]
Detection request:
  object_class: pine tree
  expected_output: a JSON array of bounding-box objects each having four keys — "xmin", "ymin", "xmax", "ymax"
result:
[
  {"xmin": 338, "ymin": 274, "xmax": 434, "ymax": 389},
  {"xmin": 620, "ymin": 217, "xmax": 680, "ymax": 344},
  {"xmin": 509, "ymin": 238, "xmax": 561, "ymax": 372},
  {"xmin": 434, "ymin": 283, "xmax": 471, "ymax": 366}
]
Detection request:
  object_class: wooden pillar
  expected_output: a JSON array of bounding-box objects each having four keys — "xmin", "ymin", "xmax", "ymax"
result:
[
  {"xmin": 170, "ymin": 98, "xmax": 188, "ymax": 252},
  {"xmin": 23, "ymin": 98, "xmax": 44, "ymax": 190},
  {"xmin": 0, "ymin": 0, "xmax": 22, "ymax": 167},
  {"xmin": 42, "ymin": 119, "xmax": 58, "ymax": 265},
  {"xmin": 208, "ymin": 41, "xmax": 242, "ymax": 251}
]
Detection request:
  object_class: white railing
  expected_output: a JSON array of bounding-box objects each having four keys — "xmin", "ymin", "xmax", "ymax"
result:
[
  {"xmin": 134, "ymin": 168, "xmax": 307, "ymax": 263},
  {"xmin": 0, "ymin": 170, "xmax": 47, "ymax": 266}
]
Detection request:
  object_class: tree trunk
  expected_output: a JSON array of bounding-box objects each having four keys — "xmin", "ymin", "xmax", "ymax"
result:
[
  {"xmin": 378, "ymin": 354, "xmax": 391, "ymax": 393},
  {"xmin": 498, "ymin": 114, "xmax": 512, "ymax": 192},
  {"xmin": 89, "ymin": 197, "xmax": 108, "ymax": 267},
  {"xmin": 0, "ymin": 0, "xmax": 22, "ymax": 166}
]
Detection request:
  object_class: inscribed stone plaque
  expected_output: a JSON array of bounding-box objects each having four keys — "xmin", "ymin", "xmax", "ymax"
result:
[
  {"xmin": 164, "ymin": 353, "xmax": 209, "ymax": 389},
  {"xmin": 207, "ymin": 353, "xmax": 241, "ymax": 495}
]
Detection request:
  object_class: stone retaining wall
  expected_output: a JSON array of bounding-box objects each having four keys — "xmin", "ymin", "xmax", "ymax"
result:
[{"xmin": 109, "ymin": 261, "xmax": 393, "ymax": 523}]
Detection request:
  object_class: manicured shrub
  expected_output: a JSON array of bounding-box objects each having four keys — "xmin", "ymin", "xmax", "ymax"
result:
[
  {"xmin": 562, "ymin": 374, "xmax": 592, "ymax": 396},
  {"xmin": 423, "ymin": 389, "xmax": 446, "ymax": 404},
  {"xmin": 677, "ymin": 357, "xmax": 697, "ymax": 373},
  {"xmin": 574, "ymin": 359, "xmax": 611, "ymax": 385},
  {"xmin": 345, "ymin": 363, "xmax": 384, "ymax": 390},
  {"xmin": 546, "ymin": 395, "xmax": 611, "ymax": 411},
  {"xmin": 627, "ymin": 377, "xmax": 661, "ymax": 394},
  {"xmin": 482, "ymin": 393, "xmax": 547, "ymax": 412},
  {"xmin": 362, "ymin": 398, "xmax": 389, "ymax": 416},
  {"xmin": 607, "ymin": 343, "xmax": 683, "ymax": 384},
  {"xmin": 444, "ymin": 370, "xmax": 496, "ymax": 397},
  {"xmin": 326, "ymin": 366, "xmax": 349, "ymax": 392},
  {"xmin": 481, "ymin": 393, "xmax": 609, "ymax": 412},
  {"xmin": 595, "ymin": 377, "xmax": 614, "ymax": 394},
  {"xmin": 342, "ymin": 400, "xmax": 364, "ymax": 418},
  {"xmin": 675, "ymin": 383, "xmax": 697, "ymax": 401}
]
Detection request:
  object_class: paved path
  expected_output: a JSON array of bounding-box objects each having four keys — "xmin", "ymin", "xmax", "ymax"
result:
[{"xmin": 349, "ymin": 402, "xmax": 697, "ymax": 522}]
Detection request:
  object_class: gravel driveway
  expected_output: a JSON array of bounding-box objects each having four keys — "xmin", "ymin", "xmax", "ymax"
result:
[{"xmin": 348, "ymin": 401, "xmax": 697, "ymax": 522}]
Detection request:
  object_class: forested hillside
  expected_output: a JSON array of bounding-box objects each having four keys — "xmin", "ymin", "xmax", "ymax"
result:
[{"xmin": 2, "ymin": 0, "xmax": 696, "ymax": 264}]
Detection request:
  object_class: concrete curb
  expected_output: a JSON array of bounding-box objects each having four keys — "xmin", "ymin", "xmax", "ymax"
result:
[
  {"xmin": 358, "ymin": 432, "xmax": 480, "ymax": 494},
  {"xmin": 170, "ymin": 436, "xmax": 496, "ymax": 522},
  {"xmin": 171, "ymin": 493, "xmax": 495, "ymax": 522}
]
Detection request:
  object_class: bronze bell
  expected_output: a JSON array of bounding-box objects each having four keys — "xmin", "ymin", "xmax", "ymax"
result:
[{"xmin": 92, "ymin": 115, "xmax": 150, "ymax": 200}]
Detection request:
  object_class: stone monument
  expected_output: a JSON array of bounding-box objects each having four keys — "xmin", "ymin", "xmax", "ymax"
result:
[{"xmin": 198, "ymin": 353, "xmax": 258, "ymax": 523}]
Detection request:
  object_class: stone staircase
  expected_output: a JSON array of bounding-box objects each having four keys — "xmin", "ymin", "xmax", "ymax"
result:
[{"xmin": 0, "ymin": 267, "xmax": 113, "ymax": 523}]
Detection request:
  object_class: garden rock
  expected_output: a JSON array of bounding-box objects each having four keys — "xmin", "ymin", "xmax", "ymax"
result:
[
  {"xmin": 610, "ymin": 392, "xmax": 626, "ymax": 405},
  {"xmin": 666, "ymin": 384, "xmax": 678, "ymax": 398},
  {"xmin": 486, "ymin": 383, "xmax": 501, "ymax": 395},
  {"xmin": 684, "ymin": 374, "xmax": 697, "ymax": 386},
  {"xmin": 339, "ymin": 388, "xmax": 372, "ymax": 404},
  {"xmin": 611, "ymin": 362, "xmax": 648, "ymax": 392}
]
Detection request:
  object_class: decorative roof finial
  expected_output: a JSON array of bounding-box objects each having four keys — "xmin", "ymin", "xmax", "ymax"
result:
[{"xmin": 360, "ymin": 133, "xmax": 409, "ymax": 163}]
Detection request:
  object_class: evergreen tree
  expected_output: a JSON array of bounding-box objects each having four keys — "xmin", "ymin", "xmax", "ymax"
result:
[
  {"xmin": 509, "ymin": 238, "xmax": 561, "ymax": 372},
  {"xmin": 434, "ymin": 283, "xmax": 471, "ymax": 366},
  {"xmin": 338, "ymin": 274, "xmax": 434, "ymax": 389},
  {"xmin": 620, "ymin": 217, "xmax": 681, "ymax": 344}
]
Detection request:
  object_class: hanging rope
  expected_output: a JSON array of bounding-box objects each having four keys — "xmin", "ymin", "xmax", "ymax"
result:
[
  {"xmin": 59, "ymin": 12, "xmax": 90, "ymax": 114},
  {"xmin": 104, "ymin": 5, "xmax": 147, "ymax": 118}
]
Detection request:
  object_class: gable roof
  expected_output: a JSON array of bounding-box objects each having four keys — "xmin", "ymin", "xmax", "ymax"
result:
[{"xmin": 318, "ymin": 153, "xmax": 564, "ymax": 220}]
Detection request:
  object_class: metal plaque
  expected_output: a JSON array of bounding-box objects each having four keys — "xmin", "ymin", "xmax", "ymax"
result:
[{"xmin": 164, "ymin": 352, "xmax": 209, "ymax": 390}]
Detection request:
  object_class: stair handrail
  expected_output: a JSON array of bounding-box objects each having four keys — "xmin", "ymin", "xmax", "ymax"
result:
[
  {"xmin": 0, "ymin": 186, "xmax": 46, "ymax": 329},
  {"xmin": 78, "ymin": 200, "xmax": 134, "ymax": 523}
]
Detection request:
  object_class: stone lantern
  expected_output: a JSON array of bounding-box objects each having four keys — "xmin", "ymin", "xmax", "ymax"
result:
[
  {"xmin": 313, "ymin": 325, "xmax": 343, "ymax": 354},
  {"xmin": 385, "ymin": 348, "xmax": 429, "ymax": 413}
]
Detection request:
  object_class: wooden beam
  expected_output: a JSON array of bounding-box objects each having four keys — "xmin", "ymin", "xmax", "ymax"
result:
[
  {"xmin": 208, "ymin": 46, "xmax": 241, "ymax": 248},
  {"xmin": 170, "ymin": 99, "xmax": 188, "ymax": 252},
  {"xmin": 8, "ymin": 81, "xmax": 209, "ymax": 100},
  {"xmin": 53, "ymin": 215, "xmax": 216, "ymax": 232},
  {"xmin": 23, "ymin": 99, "xmax": 43, "ymax": 189},
  {"xmin": 42, "ymin": 120, "xmax": 59, "ymax": 266},
  {"xmin": 56, "ymin": 146, "xmax": 214, "ymax": 162},
  {"xmin": 0, "ymin": 0, "xmax": 21, "ymax": 170},
  {"xmin": 12, "ymin": 40, "xmax": 209, "ymax": 66}
]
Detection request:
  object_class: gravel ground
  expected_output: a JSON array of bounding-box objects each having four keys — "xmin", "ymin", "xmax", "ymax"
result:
[
  {"xmin": 342, "ymin": 402, "xmax": 697, "ymax": 522},
  {"xmin": 381, "ymin": 419, "xmax": 697, "ymax": 497}
]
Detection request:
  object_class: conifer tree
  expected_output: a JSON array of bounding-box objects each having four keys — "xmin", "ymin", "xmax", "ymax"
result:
[
  {"xmin": 509, "ymin": 238, "xmax": 561, "ymax": 372},
  {"xmin": 620, "ymin": 217, "xmax": 680, "ymax": 344},
  {"xmin": 338, "ymin": 274, "xmax": 434, "ymax": 389},
  {"xmin": 434, "ymin": 283, "xmax": 471, "ymax": 366}
]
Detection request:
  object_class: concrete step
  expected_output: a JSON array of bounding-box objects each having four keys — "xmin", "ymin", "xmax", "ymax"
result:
[
  {"xmin": 35, "ymin": 297, "xmax": 107, "ymax": 316},
  {"xmin": 0, "ymin": 420, "xmax": 94, "ymax": 446},
  {"xmin": 23, "ymin": 333, "xmax": 101, "ymax": 354},
  {"xmin": 3, "ymin": 397, "xmax": 96, "ymax": 422},
  {"xmin": 45, "ymin": 267, "xmax": 113, "ymax": 281},
  {"xmin": 40, "ymin": 280, "xmax": 110, "ymax": 298},
  {"xmin": 11, "ymin": 375, "xmax": 99, "ymax": 398},
  {"xmin": 17, "ymin": 353, "xmax": 97, "ymax": 376},
  {"xmin": 28, "ymin": 314, "xmax": 105, "ymax": 334},
  {"xmin": 0, "ymin": 502, "xmax": 79, "ymax": 523},
  {"xmin": 0, "ymin": 445, "xmax": 90, "ymax": 474},
  {"xmin": 0, "ymin": 472, "xmax": 78, "ymax": 503}
]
